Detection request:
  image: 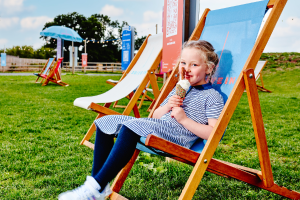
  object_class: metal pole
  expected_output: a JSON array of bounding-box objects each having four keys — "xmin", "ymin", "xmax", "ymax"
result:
[
  {"xmin": 156, "ymin": 24, "xmax": 158, "ymax": 34},
  {"xmin": 85, "ymin": 40, "xmax": 86, "ymax": 53},
  {"xmin": 72, "ymin": 41, "xmax": 75, "ymax": 74}
]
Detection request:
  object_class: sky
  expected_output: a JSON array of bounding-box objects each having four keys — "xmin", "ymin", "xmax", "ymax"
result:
[{"xmin": 0, "ymin": 0, "xmax": 299, "ymax": 52}]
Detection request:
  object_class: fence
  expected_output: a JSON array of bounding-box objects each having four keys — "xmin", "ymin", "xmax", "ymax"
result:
[
  {"xmin": 63, "ymin": 62, "xmax": 122, "ymax": 72},
  {"xmin": 0, "ymin": 56, "xmax": 48, "ymax": 72},
  {"xmin": 0, "ymin": 56, "xmax": 122, "ymax": 73}
]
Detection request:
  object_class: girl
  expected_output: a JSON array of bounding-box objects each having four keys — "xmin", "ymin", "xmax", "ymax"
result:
[{"xmin": 59, "ymin": 40, "xmax": 224, "ymax": 200}]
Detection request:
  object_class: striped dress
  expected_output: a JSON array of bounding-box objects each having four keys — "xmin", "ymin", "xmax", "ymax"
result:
[{"xmin": 94, "ymin": 82, "xmax": 224, "ymax": 148}]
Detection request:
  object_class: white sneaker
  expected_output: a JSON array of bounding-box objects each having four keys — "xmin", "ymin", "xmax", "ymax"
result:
[{"xmin": 58, "ymin": 176, "xmax": 105, "ymax": 200}]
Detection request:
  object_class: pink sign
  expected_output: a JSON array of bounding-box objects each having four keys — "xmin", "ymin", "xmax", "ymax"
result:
[
  {"xmin": 162, "ymin": 0, "xmax": 183, "ymax": 73},
  {"xmin": 82, "ymin": 53, "xmax": 87, "ymax": 67}
]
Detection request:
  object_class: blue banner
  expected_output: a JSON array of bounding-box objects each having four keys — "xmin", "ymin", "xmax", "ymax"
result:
[
  {"xmin": 1, "ymin": 53, "xmax": 6, "ymax": 67},
  {"xmin": 121, "ymin": 26, "xmax": 135, "ymax": 70},
  {"xmin": 200, "ymin": 0, "xmax": 268, "ymax": 103}
]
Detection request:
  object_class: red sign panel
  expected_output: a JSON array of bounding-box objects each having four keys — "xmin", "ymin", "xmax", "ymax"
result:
[
  {"xmin": 162, "ymin": 0, "xmax": 183, "ymax": 72},
  {"xmin": 82, "ymin": 53, "xmax": 87, "ymax": 67}
]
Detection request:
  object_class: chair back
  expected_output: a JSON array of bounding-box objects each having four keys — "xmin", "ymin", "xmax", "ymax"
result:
[
  {"xmin": 42, "ymin": 58, "xmax": 54, "ymax": 75},
  {"xmin": 200, "ymin": 0, "xmax": 269, "ymax": 103},
  {"xmin": 74, "ymin": 33, "xmax": 163, "ymax": 109}
]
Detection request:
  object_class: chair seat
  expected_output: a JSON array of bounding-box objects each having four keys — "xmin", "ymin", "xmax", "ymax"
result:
[{"xmin": 137, "ymin": 136, "xmax": 207, "ymax": 155}]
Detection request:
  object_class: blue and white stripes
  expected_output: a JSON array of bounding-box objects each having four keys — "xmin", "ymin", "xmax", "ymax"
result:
[{"xmin": 94, "ymin": 85, "xmax": 224, "ymax": 148}]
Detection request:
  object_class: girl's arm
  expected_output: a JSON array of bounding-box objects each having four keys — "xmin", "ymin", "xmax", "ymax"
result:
[
  {"xmin": 180, "ymin": 117, "xmax": 217, "ymax": 140},
  {"xmin": 170, "ymin": 107, "xmax": 218, "ymax": 140},
  {"xmin": 152, "ymin": 95, "xmax": 183, "ymax": 119}
]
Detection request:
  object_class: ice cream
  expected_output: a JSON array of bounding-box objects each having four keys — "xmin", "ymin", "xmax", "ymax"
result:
[{"xmin": 176, "ymin": 67, "xmax": 190, "ymax": 98}]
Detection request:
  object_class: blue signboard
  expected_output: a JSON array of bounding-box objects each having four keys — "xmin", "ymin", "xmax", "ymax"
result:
[
  {"xmin": 121, "ymin": 26, "xmax": 135, "ymax": 70},
  {"xmin": 1, "ymin": 53, "xmax": 6, "ymax": 67}
]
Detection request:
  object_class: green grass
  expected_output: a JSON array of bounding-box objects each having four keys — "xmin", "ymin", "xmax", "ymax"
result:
[{"xmin": 0, "ymin": 65, "xmax": 299, "ymax": 199}]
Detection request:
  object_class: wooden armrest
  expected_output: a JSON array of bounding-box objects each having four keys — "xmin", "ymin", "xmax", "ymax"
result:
[
  {"xmin": 145, "ymin": 134, "xmax": 199, "ymax": 163},
  {"xmin": 90, "ymin": 102, "xmax": 121, "ymax": 115}
]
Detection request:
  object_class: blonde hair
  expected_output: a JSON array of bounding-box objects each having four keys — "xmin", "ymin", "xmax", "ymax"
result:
[{"xmin": 182, "ymin": 40, "xmax": 219, "ymax": 81}]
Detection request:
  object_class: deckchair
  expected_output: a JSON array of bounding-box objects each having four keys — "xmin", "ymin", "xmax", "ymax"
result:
[
  {"xmin": 255, "ymin": 60, "xmax": 272, "ymax": 92},
  {"xmin": 41, "ymin": 57, "xmax": 69, "ymax": 87},
  {"xmin": 74, "ymin": 33, "xmax": 163, "ymax": 149},
  {"xmin": 106, "ymin": 79, "xmax": 154, "ymax": 110},
  {"xmin": 108, "ymin": 0, "xmax": 300, "ymax": 199},
  {"xmin": 33, "ymin": 58, "xmax": 55, "ymax": 83}
]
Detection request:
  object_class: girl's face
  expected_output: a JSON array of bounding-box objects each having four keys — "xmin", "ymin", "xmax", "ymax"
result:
[{"xmin": 179, "ymin": 47, "xmax": 213, "ymax": 86}]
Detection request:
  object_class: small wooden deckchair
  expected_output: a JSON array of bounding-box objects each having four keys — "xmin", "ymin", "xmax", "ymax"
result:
[
  {"xmin": 74, "ymin": 33, "xmax": 163, "ymax": 149},
  {"xmin": 41, "ymin": 57, "xmax": 69, "ymax": 87},
  {"xmin": 108, "ymin": 0, "xmax": 300, "ymax": 199},
  {"xmin": 34, "ymin": 58, "xmax": 55, "ymax": 83},
  {"xmin": 255, "ymin": 60, "xmax": 272, "ymax": 92}
]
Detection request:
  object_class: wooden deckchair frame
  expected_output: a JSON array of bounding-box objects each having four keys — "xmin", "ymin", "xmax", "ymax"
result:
[
  {"xmin": 109, "ymin": 0, "xmax": 300, "ymax": 199},
  {"xmin": 106, "ymin": 79, "xmax": 154, "ymax": 110},
  {"xmin": 80, "ymin": 34, "xmax": 162, "ymax": 149},
  {"xmin": 256, "ymin": 61, "xmax": 272, "ymax": 92},
  {"xmin": 42, "ymin": 57, "xmax": 69, "ymax": 87},
  {"xmin": 35, "ymin": 58, "xmax": 55, "ymax": 83}
]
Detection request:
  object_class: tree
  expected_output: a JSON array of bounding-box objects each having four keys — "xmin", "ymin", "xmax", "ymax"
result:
[
  {"xmin": 3, "ymin": 46, "xmax": 55, "ymax": 59},
  {"xmin": 134, "ymin": 36, "xmax": 147, "ymax": 51},
  {"xmin": 41, "ymin": 12, "xmax": 125, "ymax": 62}
]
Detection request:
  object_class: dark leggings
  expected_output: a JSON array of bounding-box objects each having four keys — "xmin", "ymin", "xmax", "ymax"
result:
[{"xmin": 91, "ymin": 126, "xmax": 141, "ymax": 192}]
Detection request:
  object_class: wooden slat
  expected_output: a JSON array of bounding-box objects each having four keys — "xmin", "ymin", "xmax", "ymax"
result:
[
  {"xmin": 110, "ymin": 192, "xmax": 129, "ymax": 200},
  {"xmin": 147, "ymin": 71, "xmax": 160, "ymax": 100},
  {"xmin": 80, "ymin": 103, "xmax": 112, "ymax": 145},
  {"xmin": 145, "ymin": 134, "xmax": 199, "ymax": 163},
  {"xmin": 243, "ymin": 69, "xmax": 274, "ymax": 188},
  {"xmin": 82, "ymin": 140, "xmax": 94, "ymax": 150},
  {"xmin": 90, "ymin": 103, "xmax": 121, "ymax": 115}
]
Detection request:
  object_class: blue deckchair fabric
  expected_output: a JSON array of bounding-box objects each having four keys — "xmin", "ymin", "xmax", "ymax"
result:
[
  {"xmin": 201, "ymin": 0, "xmax": 269, "ymax": 103},
  {"xmin": 137, "ymin": 0, "xmax": 269, "ymax": 155},
  {"xmin": 34, "ymin": 58, "xmax": 54, "ymax": 76}
]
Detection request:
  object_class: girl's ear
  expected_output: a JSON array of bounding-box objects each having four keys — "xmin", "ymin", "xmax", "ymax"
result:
[{"xmin": 206, "ymin": 64, "xmax": 214, "ymax": 75}]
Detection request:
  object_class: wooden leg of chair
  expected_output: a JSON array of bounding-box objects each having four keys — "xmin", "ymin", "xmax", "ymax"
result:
[
  {"xmin": 80, "ymin": 122, "xmax": 97, "ymax": 145},
  {"xmin": 42, "ymin": 79, "xmax": 49, "ymax": 86},
  {"xmin": 111, "ymin": 149, "xmax": 140, "ymax": 193},
  {"xmin": 80, "ymin": 113, "xmax": 103, "ymax": 146}
]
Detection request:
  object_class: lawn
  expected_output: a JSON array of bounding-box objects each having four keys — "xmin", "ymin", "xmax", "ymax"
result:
[{"xmin": 0, "ymin": 63, "xmax": 299, "ymax": 199}]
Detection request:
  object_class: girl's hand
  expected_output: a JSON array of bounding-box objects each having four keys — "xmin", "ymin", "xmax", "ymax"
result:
[
  {"xmin": 171, "ymin": 107, "xmax": 187, "ymax": 123},
  {"xmin": 166, "ymin": 95, "xmax": 183, "ymax": 110}
]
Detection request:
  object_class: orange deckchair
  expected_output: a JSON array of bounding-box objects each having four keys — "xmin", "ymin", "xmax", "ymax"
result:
[
  {"xmin": 42, "ymin": 57, "xmax": 69, "ymax": 86},
  {"xmin": 108, "ymin": 0, "xmax": 300, "ymax": 199},
  {"xmin": 34, "ymin": 58, "xmax": 55, "ymax": 83}
]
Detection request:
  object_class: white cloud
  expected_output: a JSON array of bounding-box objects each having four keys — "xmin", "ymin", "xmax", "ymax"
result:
[
  {"xmin": 0, "ymin": 17, "xmax": 19, "ymax": 29},
  {"xmin": 134, "ymin": 22, "xmax": 162, "ymax": 37},
  {"xmin": 286, "ymin": 17, "xmax": 300, "ymax": 27},
  {"xmin": 143, "ymin": 11, "xmax": 162, "ymax": 22},
  {"xmin": 0, "ymin": 0, "xmax": 24, "ymax": 14},
  {"xmin": 20, "ymin": 16, "xmax": 52, "ymax": 29},
  {"xmin": 0, "ymin": 39, "xmax": 8, "ymax": 46},
  {"xmin": 33, "ymin": 40, "xmax": 45, "ymax": 49},
  {"xmin": 100, "ymin": 5, "xmax": 124, "ymax": 17}
]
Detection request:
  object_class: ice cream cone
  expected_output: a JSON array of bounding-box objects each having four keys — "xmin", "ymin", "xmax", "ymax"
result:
[{"xmin": 176, "ymin": 84, "xmax": 186, "ymax": 98}]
